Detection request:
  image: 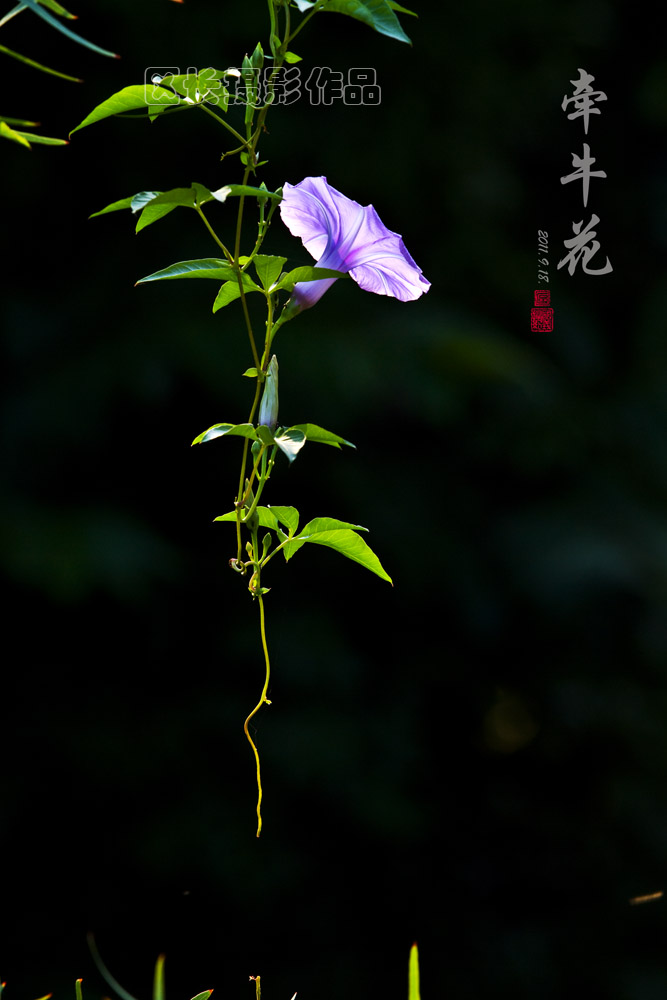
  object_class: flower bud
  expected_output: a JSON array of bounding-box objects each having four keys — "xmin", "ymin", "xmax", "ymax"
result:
[{"xmin": 258, "ymin": 355, "xmax": 279, "ymax": 431}]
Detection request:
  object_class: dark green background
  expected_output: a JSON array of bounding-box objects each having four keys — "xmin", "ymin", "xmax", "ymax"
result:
[{"xmin": 2, "ymin": 1, "xmax": 667, "ymax": 997}]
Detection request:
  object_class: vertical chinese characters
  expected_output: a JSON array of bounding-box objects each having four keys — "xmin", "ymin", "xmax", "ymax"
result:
[{"xmin": 558, "ymin": 68, "xmax": 612, "ymax": 276}]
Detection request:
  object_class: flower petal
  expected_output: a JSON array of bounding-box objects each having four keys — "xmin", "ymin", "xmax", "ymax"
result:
[{"xmin": 279, "ymin": 176, "xmax": 430, "ymax": 308}]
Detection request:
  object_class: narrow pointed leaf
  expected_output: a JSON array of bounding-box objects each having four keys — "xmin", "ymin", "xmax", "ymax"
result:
[
  {"xmin": 0, "ymin": 115, "xmax": 39, "ymax": 126},
  {"xmin": 192, "ymin": 422, "xmax": 257, "ymax": 445},
  {"xmin": 70, "ymin": 85, "xmax": 178, "ymax": 136},
  {"xmin": 36, "ymin": 0, "xmax": 77, "ymax": 18},
  {"xmin": 137, "ymin": 259, "xmax": 239, "ymax": 284},
  {"xmin": 0, "ymin": 120, "xmax": 66, "ymax": 146},
  {"xmin": 0, "ymin": 121, "xmax": 32, "ymax": 147},
  {"xmin": 22, "ymin": 0, "xmax": 119, "ymax": 57},
  {"xmin": 387, "ymin": 1, "xmax": 418, "ymax": 15},
  {"xmin": 322, "ymin": 0, "xmax": 411, "ymax": 43},
  {"xmin": 152, "ymin": 955, "xmax": 165, "ymax": 1000},
  {"xmin": 10, "ymin": 129, "xmax": 67, "ymax": 145},
  {"xmin": 288, "ymin": 423, "xmax": 355, "ymax": 449},
  {"xmin": 0, "ymin": 42, "xmax": 81, "ymax": 80},
  {"xmin": 409, "ymin": 944, "xmax": 421, "ymax": 1000},
  {"xmin": 89, "ymin": 195, "xmax": 135, "ymax": 218},
  {"xmin": 190, "ymin": 992, "xmax": 213, "ymax": 1000}
]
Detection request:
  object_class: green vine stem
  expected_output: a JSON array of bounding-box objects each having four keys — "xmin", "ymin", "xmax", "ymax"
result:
[{"xmin": 243, "ymin": 591, "xmax": 272, "ymax": 837}]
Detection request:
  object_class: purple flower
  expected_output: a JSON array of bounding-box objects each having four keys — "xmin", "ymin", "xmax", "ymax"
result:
[{"xmin": 279, "ymin": 176, "xmax": 430, "ymax": 314}]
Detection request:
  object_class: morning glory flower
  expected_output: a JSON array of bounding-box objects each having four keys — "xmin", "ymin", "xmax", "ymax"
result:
[{"xmin": 279, "ymin": 176, "xmax": 430, "ymax": 314}]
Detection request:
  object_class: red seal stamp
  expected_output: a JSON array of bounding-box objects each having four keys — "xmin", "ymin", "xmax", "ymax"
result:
[{"xmin": 530, "ymin": 289, "xmax": 554, "ymax": 332}]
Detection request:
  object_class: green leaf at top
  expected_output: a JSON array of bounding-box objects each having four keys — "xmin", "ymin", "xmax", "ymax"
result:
[
  {"xmin": 321, "ymin": 0, "xmax": 412, "ymax": 43},
  {"xmin": 192, "ymin": 422, "xmax": 257, "ymax": 446},
  {"xmin": 70, "ymin": 85, "xmax": 179, "ymax": 136},
  {"xmin": 22, "ymin": 0, "xmax": 119, "ymax": 57},
  {"xmin": 136, "ymin": 259, "xmax": 238, "ymax": 284},
  {"xmin": 284, "ymin": 51, "xmax": 302, "ymax": 63},
  {"xmin": 271, "ymin": 265, "xmax": 346, "ymax": 293},
  {"xmin": 254, "ymin": 255, "xmax": 287, "ymax": 291},
  {"xmin": 288, "ymin": 423, "xmax": 355, "ymax": 449},
  {"xmin": 190, "ymin": 991, "xmax": 213, "ymax": 1000},
  {"xmin": 409, "ymin": 944, "xmax": 421, "ymax": 1000}
]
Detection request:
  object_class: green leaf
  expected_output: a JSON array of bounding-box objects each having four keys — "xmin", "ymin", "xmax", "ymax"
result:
[
  {"xmin": 284, "ymin": 50, "xmax": 302, "ymax": 62},
  {"xmin": 89, "ymin": 195, "xmax": 135, "ymax": 218},
  {"xmin": 254, "ymin": 254, "xmax": 287, "ymax": 291},
  {"xmin": 8, "ymin": 129, "xmax": 67, "ymax": 145},
  {"xmin": 289, "ymin": 523, "xmax": 392, "ymax": 582},
  {"xmin": 409, "ymin": 943, "xmax": 420, "ymax": 1000},
  {"xmin": 192, "ymin": 422, "xmax": 257, "ymax": 446},
  {"xmin": 0, "ymin": 115, "xmax": 39, "ymax": 126},
  {"xmin": 288, "ymin": 423, "xmax": 355, "ymax": 449},
  {"xmin": 255, "ymin": 425, "xmax": 275, "ymax": 446},
  {"xmin": 271, "ymin": 265, "xmax": 346, "ymax": 293},
  {"xmin": 0, "ymin": 42, "xmax": 81, "ymax": 80},
  {"xmin": 242, "ymin": 367, "xmax": 259, "ymax": 378},
  {"xmin": 301, "ymin": 516, "xmax": 369, "ymax": 533},
  {"xmin": 0, "ymin": 121, "xmax": 30, "ymax": 148},
  {"xmin": 132, "ymin": 185, "xmax": 214, "ymax": 232},
  {"xmin": 75, "ymin": 980, "xmax": 83, "ymax": 1000},
  {"xmin": 142, "ymin": 184, "xmax": 214, "ymax": 209},
  {"xmin": 274, "ymin": 428, "xmax": 306, "ymax": 463},
  {"xmin": 22, "ymin": 0, "xmax": 119, "ymax": 57},
  {"xmin": 387, "ymin": 0, "xmax": 418, "ymax": 14},
  {"xmin": 190, "ymin": 992, "xmax": 213, "ymax": 1000},
  {"xmin": 36, "ymin": 0, "xmax": 77, "ymax": 19},
  {"xmin": 136, "ymin": 259, "xmax": 239, "ymax": 284},
  {"xmin": 70, "ymin": 85, "xmax": 178, "ymax": 136},
  {"xmin": 153, "ymin": 955, "xmax": 165, "ymax": 1000},
  {"xmin": 135, "ymin": 203, "xmax": 178, "ymax": 233},
  {"xmin": 131, "ymin": 191, "xmax": 162, "ymax": 212},
  {"xmin": 0, "ymin": 120, "xmax": 66, "ymax": 146},
  {"xmin": 266, "ymin": 505, "xmax": 299, "ymax": 535},
  {"xmin": 322, "ymin": 0, "xmax": 412, "ymax": 43},
  {"xmin": 210, "ymin": 183, "xmax": 282, "ymax": 204},
  {"xmin": 215, "ymin": 508, "xmax": 279, "ymax": 531},
  {"xmin": 212, "ymin": 274, "xmax": 263, "ymax": 312}
]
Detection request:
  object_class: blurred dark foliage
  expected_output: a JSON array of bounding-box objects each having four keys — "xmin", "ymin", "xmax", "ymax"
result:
[{"xmin": 2, "ymin": 1, "xmax": 667, "ymax": 998}]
